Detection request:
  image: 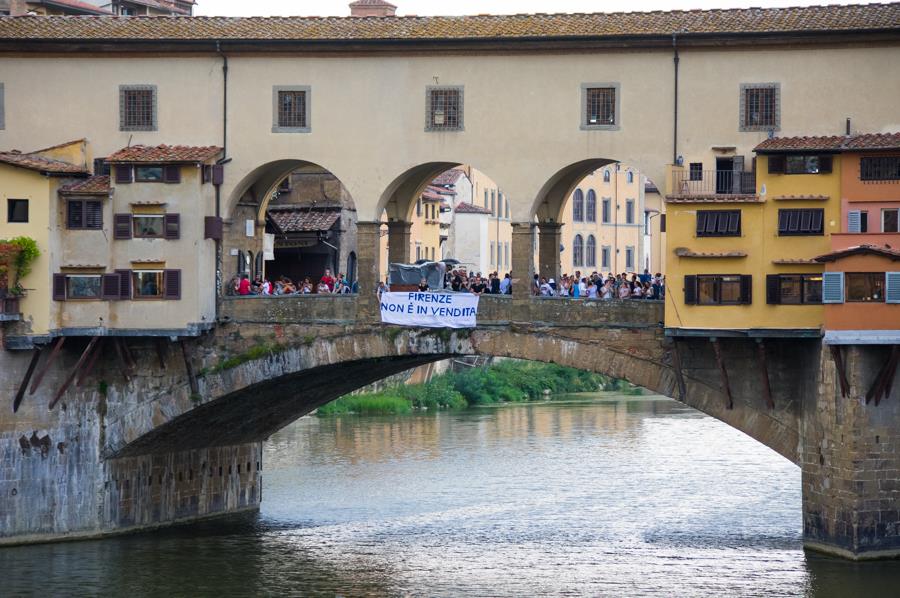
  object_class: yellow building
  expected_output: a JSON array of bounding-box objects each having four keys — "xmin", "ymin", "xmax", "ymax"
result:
[
  {"xmin": 410, "ymin": 186, "xmax": 443, "ymax": 263},
  {"xmin": 665, "ymin": 138, "xmax": 842, "ymax": 334},
  {"xmin": 560, "ymin": 164, "xmax": 646, "ymax": 276}
]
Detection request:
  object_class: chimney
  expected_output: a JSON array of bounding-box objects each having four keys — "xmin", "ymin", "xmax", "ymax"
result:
[
  {"xmin": 10, "ymin": 0, "xmax": 29, "ymax": 16},
  {"xmin": 349, "ymin": 0, "xmax": 397, "ymax": 18}
]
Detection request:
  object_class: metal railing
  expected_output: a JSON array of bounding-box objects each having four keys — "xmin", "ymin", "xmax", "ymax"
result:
[{"xmin": 672, "ymin": 170, "xmax": 756, "ymax": 196}]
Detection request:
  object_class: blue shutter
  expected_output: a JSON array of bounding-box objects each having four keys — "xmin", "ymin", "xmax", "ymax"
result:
[
  {"xmin": 886, "ymin": 272, "xmax": 900, "ymax": 304},
  {"xmin": 822, "ymin": 272, "xmax": 844, "ymax": 304},
  {"xmin": 847, "ymin": 210, "xmax": 861, "ymax": 233}
]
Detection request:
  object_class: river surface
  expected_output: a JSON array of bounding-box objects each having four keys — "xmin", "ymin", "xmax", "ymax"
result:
[{"xmin": 4, "ymin": 393, "xmax": 900, "ymax": 597}]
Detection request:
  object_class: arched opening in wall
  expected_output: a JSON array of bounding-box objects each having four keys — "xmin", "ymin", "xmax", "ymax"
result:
[
  {"xmin": 535, "ymin": 159, "xmax": 665, "ymax": 296},
  {"xmin": 227, "ymin": 160, "xmax": 357, "ymax": 294},
  {"xmin": 379, "ymin": 163, "xmax": 515, "ymax": 293}
]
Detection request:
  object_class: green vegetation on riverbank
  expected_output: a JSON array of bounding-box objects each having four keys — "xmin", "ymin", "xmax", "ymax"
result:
[{"xmin": 317, "ymin": 360, "xmax": 640, "ymax": 416}]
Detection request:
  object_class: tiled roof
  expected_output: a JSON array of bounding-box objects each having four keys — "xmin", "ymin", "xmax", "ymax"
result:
[
  {"xmin": 0, "ymin": 150, "xmax": 89, "ymax": 174},
  {"xmin": 815, "ymin": 244, "xmax": 900, "ymax": 262},
  {"xmin": 38, "ymin": 0, "xmax": 114, "ymax": 15},
  {"xmin": 431, "ymin": 169, "xmax": 465, "ymax": 187},
  {"xmin": 455, "ymin": 202, "xmax": 492, "ymax": 214},
  {"xmin": 755, "ymin": 132, "xmax": 900, "ymax": 153},
  {"xmin": 349, "ymin": 0, "xmax": 396, "ymax": 7},
  {"xmin": 1, "ymin": 4, "xmax": 897, "ymax": 42},
  {"xmin": 771, "ymin": 194, "xmax": 830, "ymax": 201},
  {"xmin": 421, "ymin": 187, "xmax": 446, "ymax": 202},
  {"xmin": 59, "ymin": 175, "xmax": 111, "ymax": 194},
  {"xmin": 771, "ymin": 258, "xmax": 819, "ymax": 264},
  {"xmin": 125, "ymin": 0, "xmax": 191, "ymax": 15},
  {"xmin": 267, "ymin": 207, "xmax": 340, "ymax": 233},
  {"xmin": 674, "ymin": 248, "xmax": 747, "ymax": 258},
  {"xmin": 106, "ymin": 144, "xmax": 222, "ymax": 163}
]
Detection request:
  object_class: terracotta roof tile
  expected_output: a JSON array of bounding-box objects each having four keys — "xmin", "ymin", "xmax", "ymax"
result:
[
  {"xmin": 1, "ymin": 4, "xmax": 897, "ymax": 42},
  {"xmin": 815, "ymin": 244, "xmax": 900, "ymax": 262},
  {"xmin": 37, "ymin": 0, "xmax": 114, "ymax": 15},
  {"xmin": 431, "ymin": 169, "xmax": 465, "ymax": 187},
  {"xmin": 674, "ymin": 248, "xmax": 747, "ymax": 258},
  {"xmin": 755, "ymin": 132, "xmax": 900, "ymax": 153},
  {"xmin": 771, "ymin": 194, "xmax": 830, "ymax": 201},
  {"xmin": 267, "ymin": 207, "xmax": 340, "ymax": 233},
  {"xmin": 106, "ymin": 144, "xmax": 222, "ymax": 163},
  {"xmin": 455, "ymin": 202, "xmax": 492, "ymax": 214},
  {"xmin": 349, "ymin": 0, "xmax": 396, "ymax": 7},
  {"xmin": 59, "ymin": 175, "xmax": 110, "ymax": 194},
  {"xmin": 665, "ymin": 195, "xmax": 762, "ymax": 203},
  {"xmin": 0, "ymin": 150, "xmax": 88, "ymax": 174}
]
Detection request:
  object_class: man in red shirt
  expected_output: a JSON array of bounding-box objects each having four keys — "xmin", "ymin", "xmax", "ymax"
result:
[
  {"xmin": 238, "ymin": 274, "xmax": 251, "ymax": 295},
  {"xmin": 320, "ymin": 268, "xmax": 336, "ymax": 293}
]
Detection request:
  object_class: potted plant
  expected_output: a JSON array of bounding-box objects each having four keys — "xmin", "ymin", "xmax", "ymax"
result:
[{"xmin": 0, "ymin": 237, "xmax": 39, "ymax": 316}]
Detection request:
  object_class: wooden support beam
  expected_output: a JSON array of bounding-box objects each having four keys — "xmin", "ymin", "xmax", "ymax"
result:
[
  {"xmin": 755, "ymin": 339, "xmax": 775, "ymax": 411},
  {"xmin": 711, "ymin": 338, "xmax": 733, "ymax": 410},
  {"xmin": 49, "ymin": 336, "xmax": 100, "ymax": 411},
  {"xmin": 29, "ymin": 336, "xmax": 65, "ymax": 395},
  {"xmin": 114, "ymin": 338, "xmax": 132, "ymax": 382},
  {"xmin": 180, "ymin": 339, "xmax": 199, "ymax": 396},
  {"xmin": 830, "ymin": 345, "xmax": 850, "ymax": 398},
  {"xmin": 670, "ymin": 339, "xmax": 688, "ymax": 401},
  {"xmin": 868, "ymin": 345, "xmax": 900, "ymax": 406},
  {"xmin": 885, "ymin": 345, "xmax": 899, "ymax": 400},
  {"xmin": 76, "ymin": 338, "xmax": 104, "ymax": 387},
  {"xmin": 13, "ymin": 347, "xmax": 43, "ymax": 413},
  {"xmin": 154, "ymin": 338, "xmax": 168, "ymax": 371},
  {"xmin": 120, "ymin": 338, "xmax": 137, "ymax": 370}
]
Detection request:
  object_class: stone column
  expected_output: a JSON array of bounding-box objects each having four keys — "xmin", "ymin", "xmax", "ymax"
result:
[
  {"xmin": 387, "ymin": 221, "xmax": 412, "ymax": 266},
  {"xmin": 537, "ymin": 222, "xmax": 563, "ymax": 285},
  {"xmin": 802, "ymin": 343, "xmax": 900, "ymax": 559},
  {"xmin": 510, "ymin": 222, "xmax": 536, "ymax": 298},
  {"xmin": 355, "ymin": 221, "xmax": 382, "ymax": 320}
]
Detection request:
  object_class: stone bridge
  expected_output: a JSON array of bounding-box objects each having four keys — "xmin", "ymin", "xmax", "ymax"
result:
[{"xmin": 1, "ymin": 295, "xmax": 899, "ymax": 560}]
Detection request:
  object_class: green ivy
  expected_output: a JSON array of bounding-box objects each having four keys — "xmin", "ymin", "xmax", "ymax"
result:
[{"xmin": 0, "ymin": 237, "xmax": 41, "ymax": 294}]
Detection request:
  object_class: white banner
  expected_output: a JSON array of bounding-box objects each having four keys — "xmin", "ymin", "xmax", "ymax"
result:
[{"xmin": 380, "ymin": 292, "xmax": 479, "ymax": 328}]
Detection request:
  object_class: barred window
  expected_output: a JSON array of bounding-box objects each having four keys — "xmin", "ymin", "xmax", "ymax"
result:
[
  {"xmin": 778, "ymin": 208, "xmax": 824, "ymax": 236},
  {"xmin": 860, "ymin": 156, "xmax": 900, "ymax": 181},
  {"xmin": 740, "ymin": 83, "xmax": 780, "ymax": 131},
  {"xmin": 586, "ymin": 190, "xmax": 597, "ymax": 223},
  {"xmin": 426, "ymin": 86, "xmax": 463, "ymax": 131},
  {"xmin": 697, "ymin": 210, "xmax": 741, "ymax": 237},
  {"xmin": 573, "ymin": 234, "xmax": 584, "ymax": 267},
  {"xmin": 586, "ymin": 235, "xmax": 596, "ymax": 268},
  {"xmin": 584, "ymin": 87, "xmax": 616, "ymax": 127},
  {"xmin": 119, "ymin": 85, "xmax": 156, "ymax": 131},
  {"xmin": 272, "ymin": 86, "xmax": 311, "ymax": 133},
  {"xmin": 573, "ymin": 189, "xmax": 584, "ymax": 222}
]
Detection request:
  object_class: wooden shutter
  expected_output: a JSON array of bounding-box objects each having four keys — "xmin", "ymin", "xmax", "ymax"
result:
[
  {"xmin": 727, "ymin": 211, "xmax": 741, "ymax": 235},
  {"xmin": 822, "ymin": 272, "xmax": 844, "ymax": 304},
  {"xmin": 163, "ymin": 165, "xmax": 181, "ymax": 184},
  {"xmin": 696, "ymin": 212, "xmax": 707, "ymax": 236},
  {"xmin": 766, "ymin": 274, "xmax": 781, "ymax": 304},
  {"xmin": 164, "ymin": 269, "xmax": 181, "ymax": 300},
  {"xmin": 204, "ymin": 216, "xmax": 223, "ymax": 240},
  {"xmin": 847, "ymin": 210, "xmax": 862, "ymax": 233},
  {"xmin": 659, "ymin": 214, "xmax": 666, "ymax": 233},
  {"xmin": 115, "ymin": 165, "xmax": 132, "ymax": 184},
  {"xmin": 683, "ymin": 275, "xmax": 697, "ymax": 305},
  {"xmin": 740, "ymin": 275, "xmax": 753, "ymax": 304},
  {"xmin": 67, "ymin": 200, "xmax": 84, "ymax": 229},
  {"xmin": 114, "ymin": 214, "xmax": 132, "ymax": 239},
  {"xmin": 810, "ymin": 209, "xmax": 824, "ymax": 234},
  {"xmin": 886, "ymin": 272, "xmax": 900, "ymax": 304},
  {"xmin": 115, "ymin": 269, "xmax": 131, "ymax": 299},
  {"xmin": 818, "ymin": 155, "xmax": 833, "ymax": 173},
  {"xmin": 101, "ymin": 273, "xmax": 121, "ymax": 300},
  {"xmin": 768, "ymin": 155, "xmax": 785, "ymax": 174},
  {"xmin": 164, "ymin": 213, "xmax": 180, "ymax": 240},
  {"xmin": 52, "ymin": 274, "xmax": 66, "ymax": 301},
  {"xmin": 85, "ymin": 201, "xmax": 103, "ymax": 229}
]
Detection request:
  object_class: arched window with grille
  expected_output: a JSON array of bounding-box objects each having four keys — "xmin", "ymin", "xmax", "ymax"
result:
[
  {"xmin": 627, "ymin": 171, "xmax": 634, "ymax": 183},
  {"xmin": 603, "ymin": 170, "xmax": 611, "ymax": 183},
  {"xmin": 586, "ymin": 235, "xmax": 596, "ymax": 267},
  {"xmin": 573, "ymin": 234, "xmax": 584, "ymax": 267},
  {"xmin": 586, "ymin": 190, "xmax": 597, "ymax": 223},
  {"xmin": 573, "ymin": 189, "xmax": 584, "ymax": 222}
]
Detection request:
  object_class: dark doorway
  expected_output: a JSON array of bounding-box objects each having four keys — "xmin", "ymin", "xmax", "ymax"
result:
[{"xmin": 715, "ymin": 158, "xmax": 734, "ymax": 194}]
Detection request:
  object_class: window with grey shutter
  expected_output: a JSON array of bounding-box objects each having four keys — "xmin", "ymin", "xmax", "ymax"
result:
[
  {"xmin": 847, "ymin": 210, "xmax": 862, "ymax": 233},
  {"xmin": 822, "ymin": 272, "xmax": 845, "ymax": 303},
  {"xmin": 886, "ymin": 272, "xmax": 900, "ymax": 304}
]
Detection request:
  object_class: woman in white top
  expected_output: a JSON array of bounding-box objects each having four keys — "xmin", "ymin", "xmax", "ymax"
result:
[
  {"xmin": 631, "ymin": 282, "xmax": 643, "ymax": 299},
  {"xmin": 586, "ymin": 280, "xmax": 599, "ymax": 299},
  {"xmin": 601, "ymin": 281, "xmax": 614, "ymax": 299}
]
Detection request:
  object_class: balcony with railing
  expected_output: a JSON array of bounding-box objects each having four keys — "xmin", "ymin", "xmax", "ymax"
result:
[{"xmin": 669, "ymin": 170, "xmax": 757, "ymax": 200}]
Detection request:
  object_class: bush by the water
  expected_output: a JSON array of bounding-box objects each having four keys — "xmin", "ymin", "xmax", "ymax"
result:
[{"xmin": 317, "ymin": 360, "xmax": 636, "ymax": 416}]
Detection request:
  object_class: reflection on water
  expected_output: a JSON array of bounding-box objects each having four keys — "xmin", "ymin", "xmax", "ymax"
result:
[{"xmin": 3, "ymin": 393, "xmax": 900, "ymax": 597}]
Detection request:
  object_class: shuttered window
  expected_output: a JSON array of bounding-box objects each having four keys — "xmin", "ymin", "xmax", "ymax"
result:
[
  {"xmin": 847, "ymin": 210, "xmax": 862, "ymax": 233},
  {"xmin": 765, "ymin": 274, "xmax": 823, "ymax": 304},
  {"xmin": 101, "ymin": 273, "xmax": 122, "ymax": 300},
  {"xmin": 687, "ymin": 274, "xmax": 752, "ymax": 305},
  {"xmin": 164, "ymin": 214, "xmax": 181, "ymax": 240},
  {"xmin": 115, "ymin": 166, "xmax": 132, "ymax": 184},
  {"xmin": 846, "ymin": 273, "xmax": 885, "ymax": 302},
  {"xmin": 163, "ymin": 165, "xmax": 181, "ymax": 184},
  {"xmin": 821, "ymin": 272, "xmax": 845, "ymax": 304},
  {"xmin": 778, "ymin": 209, "xmax": 824, "ymax": 236},
  {"xmin": 67, "ymin": 200, "xmax": 103, "ymax": 230},
  {"xmin": 164, "ymin": 269, "xmax": 181, "ymax": 300},
  {"xmin": 114, "ymin": 214, "xmax": 132, "ymax": 239},
  {"xmin": 696, "ymin": 210, "xmax": 741, "ymax": 237},
  {"xmin": 886, "ymin": 272, "xmax": 900, "ymax": 304}
]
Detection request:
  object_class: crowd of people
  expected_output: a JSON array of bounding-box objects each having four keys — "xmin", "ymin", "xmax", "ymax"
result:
[
  {"xmin": 533, "ymin": 269, "xmax": 665, "ymax": 300},
  {"xmin": 227, "ymin": 268, "xmax": 356, "ymax": 296}
]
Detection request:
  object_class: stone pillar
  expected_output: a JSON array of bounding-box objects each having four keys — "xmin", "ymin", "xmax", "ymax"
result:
[
  {"xmin": 387, "ymin": 221, "xmax": 412, "ymax": 266},
  {"xmin": 537, "ymin": 222, "xmax": 563, "ymax": 285},
  {"xmin": 510, "ymin": 222, "xmax": 536, "ymax": 298},
  {"xmin": 802, "ymin": 343, "xmax": 900, "ymax": 559},
  {"xmin": 355, "ymin": 221, "xmax": 382, "ymax": 320}
]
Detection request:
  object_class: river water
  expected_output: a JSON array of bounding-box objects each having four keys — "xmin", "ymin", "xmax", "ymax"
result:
[{"xmin": 4, "ymin": 393, "xmax": 900, "ymax": 597}]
